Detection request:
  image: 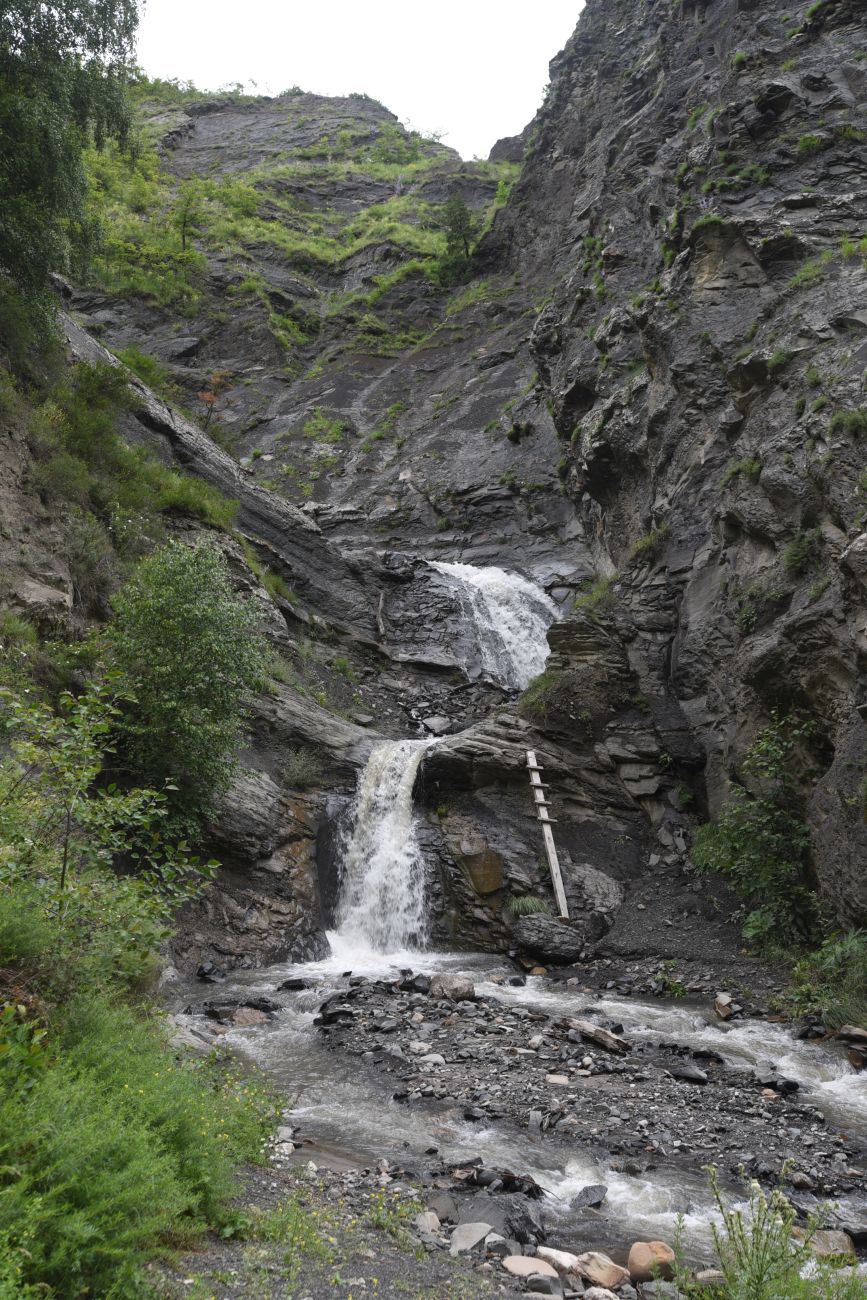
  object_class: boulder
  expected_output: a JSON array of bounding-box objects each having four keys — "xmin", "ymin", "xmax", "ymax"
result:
[
  {"xmin": 573, "ymin": 1183, "xmax": 608, "ymax": 1208},
  {"xmin": 502, "ymin": 1256, "xmax": 558, "ymax": 1279},
  {"xmin": 513, "ymin": 915, "xmax": 586, "ymax": 963},
  {"xmin": 414, "ymin": 1211, "xmax": 440, "ymax": 1234},
  {"xmin": 573, "ymin": 1251, "xmax": 631, "ymax": 1289},
  {"xmin": 792, "ymin": 1228, "xmax": 855, "ymax": 1258},
  {"xmin": 449, "ymin": 1221, "xmax": 492, "ymax": 1254},
  {"xmin": 566, "ymin": 1018, "xmax": 631, "ymax": 1055},
  {"xmin": 429, "ymin": 972, "xmax": 476, "ymax": 1001},
  {"xmin": 627, "ymin": 1241, "xmax": 675, "ymax": 1283},
  {"xmin": 537, "ymin": 1246, "xmax": 580, "ymax": 1273},
  {"xmin": 459, "ymin": 1191, "xmax": 545, "ymax": 1244}
]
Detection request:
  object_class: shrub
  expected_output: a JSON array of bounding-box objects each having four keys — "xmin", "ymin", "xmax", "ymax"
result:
[
  {"xmin": 731, "ymin": 51, "xmax": 748, "ymax": 70},
  {"xmin": 282, "ymin": 746, "xmax": 325, "ymax": 790},
  {"xmin": 767, "ymin": 348, "xmax": 792, "ymax": 375},
  {"xmin": 692, "ymin": 716, "xmax": 818, "ymax": 943},
  {"xmin": 782, "ymin": 528, "xmax": 821, "ymax": 577},
  {"xmin": 629, "ymin": 522, "xmax": 670, "ymax": 564},
  {"xmin": 573, "ymin": 573, "xmax": 619, "ymax": 613},
  {"xmin": 107, "ymin": 540, "xmax": 266, "ymax": 824},
  {"xmin": 789, "ymin": 930, "xmax": 867, "ymax": 1029},
  {"xmin": 829, "ymin": 408, "xmax": 867, "ymax": 435},
  {"xmin": 787, "ymin": 250, "xmax": 834, "ymax": 289},
  {"xmin": 797, "ymin": 133, "xmax": 827, "ymax": 156},
  {"xmin": 721, "ymin": 458, "xmax": 761, "ymax": 487},
  {"xmin": 506, "ymin": 895, "xmax": 551, "ymax": 917}
]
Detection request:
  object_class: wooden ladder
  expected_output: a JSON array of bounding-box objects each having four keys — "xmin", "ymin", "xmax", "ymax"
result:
[{"xmin": 525, "ymin": 749, "xmax": 569, "ymax": 919}]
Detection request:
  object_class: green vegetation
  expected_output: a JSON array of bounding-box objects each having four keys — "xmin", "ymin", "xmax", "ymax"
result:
[
  {"xmin": 797, "ymin": 133, "xmax": 827, "ymax": 156},
  {"xmin": 107, "ymin": 540, "xmax": 266, "ymax": 827},
  {"xmin": 829, "ymin": 408, "xmax": 867, "ymax": 435},
  {"xmin": 789, "ymin": 931, "xmax": 867, "ymax": 1029},
  {"xmin": 721, "ymin": 458, "xmax": 761, "ymax": 488},
  {"xmin": 282, "ymin": 746, "xmax": 325, "ymax": 790},
  {"xmin": 0, "ymin": 0, "xmax": 137, "ymax": 323},
  {"xmin": 436, "ymin": 194, "xmax": 477, "ymax": 285},
  {"xmin": 687, "ymin": 104, "xmax": 708, "ymax": 130},
  {"xmin": 767, "ymin": 348, "xmax": 792, "ymax": 375},
  {"xmin": 506, "ymin": 895, "xmax": 551, "ymax": 917},
  {"xmin": 0, "ymin": 675, "xmax": 274, "ymax": 1296},
  {"xmin": 787, "ymin": 249, "xmax": 834, "ymax": 290},
  {"xmin": 731, "ymin": 51, "xmax": 748, "ymax": 71},
  {"xmin": 693, "ymin": 213, "xmax": 725, "ymax": 233},
  {"xmin": 668, "ymin": 1170, "xmax": 865, "ymax": 1299},
  {"xmin": 782, "ymin": 528, "xmax": 822, "ymax": 577},
  {"xmin": 573, "ymin": 573, "xmax": 619, "ymax": 614},
  {"xmin": 28, "ymin": 360, "xmax": 237, "ymax": 546},
  {"xmin": 693, "ymin": 717, "xmax": 817, "ymax": 943},
  {"xmin": 629, "ymin": 522, "xmax": 670, "ymax": 564}
]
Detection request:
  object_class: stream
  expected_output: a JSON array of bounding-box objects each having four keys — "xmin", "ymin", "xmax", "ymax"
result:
[{"xmin": 168, "ymin": 563, "xmax": 866, "ymax": 1265}]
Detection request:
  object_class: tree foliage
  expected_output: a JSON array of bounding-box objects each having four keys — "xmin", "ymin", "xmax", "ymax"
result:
[
  {"xmin": 107, "ymin": 540, "xmax": 266, "ymax": 823},
  {"xmin": 0, "ymin": 1, "xmax": 139, "ymax": 295},
  {"xmin": 692, "ymin": 716, "xmax": 818, "ymax": 943},
  {"xmin": 436, "ymin": 194, "xmax": 476, "ymax": 285}
]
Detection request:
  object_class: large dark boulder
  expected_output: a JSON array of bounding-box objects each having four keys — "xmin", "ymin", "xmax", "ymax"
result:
[{"xmin": 512, "ymin": 914, "xmax": 586, "ymax": 963}]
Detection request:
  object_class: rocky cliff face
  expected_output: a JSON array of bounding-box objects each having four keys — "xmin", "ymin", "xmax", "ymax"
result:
[{"xmin": 5, "ymin": 0, "xmax": 866, "ymax": 969}]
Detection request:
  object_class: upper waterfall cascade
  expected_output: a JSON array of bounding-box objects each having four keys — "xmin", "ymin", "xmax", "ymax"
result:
[
  {"xmin": 430, "ymin": 561, "xmax": 559, "ymax": 690},
  {"xmin": 333, "ymin": 738, "xmax": 435, "ymax": 954}
]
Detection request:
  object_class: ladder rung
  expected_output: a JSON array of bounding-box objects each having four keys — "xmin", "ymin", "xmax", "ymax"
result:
[
  {"xmin": 537, "ymin": 813, "xmax": 558, "ymax": 824},
  {"xmin": 526, "ymin": 763, "xmax": 545, "ymax": 771}
]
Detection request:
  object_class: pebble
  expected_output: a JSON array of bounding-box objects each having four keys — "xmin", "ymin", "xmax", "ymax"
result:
[{"xmin": 449, "ymin": 1221, "xmax": 493, "ymax": 1255}]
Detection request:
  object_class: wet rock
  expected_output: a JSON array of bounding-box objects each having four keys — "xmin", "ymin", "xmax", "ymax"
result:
[
  {"xmin": 627, "ymin": 1241, "xmax": 675, "ymax": 1283},
  {"xmin": 513, "ymin": 915, "xmax": 586, "ymax": 964},
  {"xmin": 278, "ymin": 977, "xmax": 310, "ymax": 991},
  {"xmin": 449, "ymin": 1221, "xmax": 493, "ymax": 1254},
  {"xmin": 572, "ymin": 1183, "xmax": 608, "ymax": 1209},
  {"xmin": 422, "ymin": 715, "xmax": 452, "ymax": 735},
  {"xmin": 196, "ymin": 961, "xmax": 226, "ymax": 983},
  {"xmin": 714, "ymin": 993, "xmax": 734, "ymax": 1021},
  {"xmin": 523, "ymin": 1274, "xmax": 563, "ymax": 1296},
  {"xmin": 460, "ymin": 1191, "xmax": 545, "ymax": 1244},
  {"xmin": 669, "ymin": 1063, "xmax": 708, "ymax": 1085},
  {"xmin": 429, "ymin": 973, "xmax": 476, "ymax": 1001},
  {"xmin": 566, "ymin": 1018, "xmax": 630, "ymax": 1055}
]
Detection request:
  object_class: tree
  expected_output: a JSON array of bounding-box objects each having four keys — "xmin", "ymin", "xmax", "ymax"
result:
[
  {"xmin": 172, "ymin": 178, "xmax": 206, "ymax": 252},
  {"xmin": 0, "ymin": 2, "xmax": 139, "ymax": 297},
  {"xmin": 436, "ymin": 194, "xmax": 476, "ymax": 285},
  {"xmin": 107, "ymin": 539, "xmax": 266, "ymax": 824}
]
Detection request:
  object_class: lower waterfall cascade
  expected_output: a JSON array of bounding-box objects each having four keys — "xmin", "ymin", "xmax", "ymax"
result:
[{"xmin": 333, "ymin": 738, "xmax": 435, "ymax": 956}]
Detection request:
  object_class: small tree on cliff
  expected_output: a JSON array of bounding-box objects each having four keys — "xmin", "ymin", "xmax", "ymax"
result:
[
  {"xmin": 436, "ymin": 194, "xmax": 476, "ymax": 285},
  {"xmin": 107, "ymin": 539, "xmax": 266, "ymax": 827}
]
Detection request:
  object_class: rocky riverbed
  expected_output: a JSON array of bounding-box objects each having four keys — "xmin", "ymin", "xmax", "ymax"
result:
[{"xmin": 166, "ymin": 949, "xmax": 867, "ymax": 1298}]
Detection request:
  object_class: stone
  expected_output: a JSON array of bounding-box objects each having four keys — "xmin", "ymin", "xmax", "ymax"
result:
[
  {"xmin": 484, "ymin": 1232, "xmax": 511, "ymax": 1258},
  {"xmin": 638, "ymin": 1285, "xmax": 683, "ymax": 1298},
  {"xmin": 572, "ymin": 1183, "xmax": 608, "ymax": 1208},
  {"xmin": 229, "ymin": 1006, "xmax": 268, "ymax": 1027},
  {"xmin": 503, "ymin": 1256, "xmax": 559, "ymax": 1279},
  {"xmin": 449, "ymin": 1222, "xmax": 493, "ymax": 1255},
  {"xmin": 408, "ymin": 1040, "xmax": 433, "ymax": 1054},
  {"xmin": 566, "ymin": 1018, "xmax": 630, "ymax": 1055},
  {"xmin": 422, "ymin": 715, "xmax": 452, "ymax": 735},
  {"xmin": 427, "ymin": 1192, "xmax": 458, "ymax": 1222},
  {"xmin": 523, "ymin": 1275, "xmax": 563, "ymax": 1296},
  {"xmin": 627, "ymin": 1241, "xmax": 675, "ymax": 1283},
  {"xmin": 792, "ymin": 1228, "xmax": 855, "ymax": 1258},
  {"xmin": 573, "ymin": 1252, "xmax": 630, "ymax": 1289},
  {"xmin": 714, "ymin": 993, "xmax": 733, "ymax": 1020},
  {"xmin": 429, "ymin": 973, "xmax": 476, "ymax": 1001},
  {"xmin": 513, "ymin": 915, "xmax": 586, "ymax": 964},
  {"xmin": 669, "ymin": 1063, "xmax": 708, "ymax": 1085},
  {"xmin": 414, "ymin": 1211, "xmax": 440, "ymax": 1234},
  {"xmin": 460, "ymin": 1192, "xmax": 544, "ymax": 1244},
  {"xmin": 537, "ymin": 1246, "xmax": 580, "ymax": 1273},
  {"xmin": 583, "ymin": 1291, "xmax": 619, "ymax": 1300},
  {"xmin": 694, "ymin": 1271, "xmax": 726, "ymax": 1289},
  {"xmin": 836, "ymin": 1025, "xmax": 867, "ymax": 1044},
  {"xmin": 546, "ymin": 1073, "xmax": 570, "ymax": 1085}
]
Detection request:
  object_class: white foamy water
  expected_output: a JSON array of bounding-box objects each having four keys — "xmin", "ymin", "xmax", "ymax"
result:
[
  {"xmin": 430, "ymin": 561, "xmax": 558, "ymax": 690},
  {"xmin": 333, "ymin": 738, "xmax": 435, "ymax": 954}
]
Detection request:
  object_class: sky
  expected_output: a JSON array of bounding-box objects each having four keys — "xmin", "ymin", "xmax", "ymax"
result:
[{"xmin": 135, "ymin": 1, "xmax": 585, "ymax": 160}]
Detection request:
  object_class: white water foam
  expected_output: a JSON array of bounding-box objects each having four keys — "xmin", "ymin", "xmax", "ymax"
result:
[
  {"xmin": 333, "ymin": 738, "xmax": 435, "ymax": 955},
  {"xmin": 430, "ymin": 561, "xmax": 559, "ymax": 690}
]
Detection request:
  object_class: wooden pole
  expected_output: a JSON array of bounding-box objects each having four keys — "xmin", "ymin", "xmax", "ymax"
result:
[{"xmin": 525, "ymin": 749, "xmax": 569, "ymax": 919}]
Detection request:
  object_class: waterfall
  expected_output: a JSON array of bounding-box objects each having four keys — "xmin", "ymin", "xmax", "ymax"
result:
[
  {"xmin": 333, "ymin": 739, "xmax": 434, "ymax": 955},
  {"xmin": 429, "ymin": 561, "xmax": 559, "ymax": 690}
]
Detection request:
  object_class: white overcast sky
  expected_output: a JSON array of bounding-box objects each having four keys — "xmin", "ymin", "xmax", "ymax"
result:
[{"xmin": 135, "ymin": 1, "xmax": 585, "ymax": 160}]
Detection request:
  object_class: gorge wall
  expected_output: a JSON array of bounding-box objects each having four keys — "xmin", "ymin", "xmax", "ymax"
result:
[{"xmin": 3, "ymin": 0, "xmax": 866, "ymax": 970}]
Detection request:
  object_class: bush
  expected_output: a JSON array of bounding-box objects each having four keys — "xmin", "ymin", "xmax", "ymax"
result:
[
  {"xmin": 782, "ymin": 528, "xmax": 822, "ymax": 577},
  {"xmin": 282, "ymin": 746, "xmax": 325, "ymax": 790},
  {"xmin": 692, "ymin": 717, "xmax": 818, "ymax": 943},
  {"xmin": 721, "ymin": 457, "xmax": 761, "ymax": 487},
  {"xmin": 789, "ymin": 931, "xmax": 867, "ymax": 1029},
  {"xmin": 108, "ymin": 540, "xmax": 266, "ymax": 823},
  {"xmin": 829, "ymin": 408, "xmax": 867, "ymax": 435}
]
